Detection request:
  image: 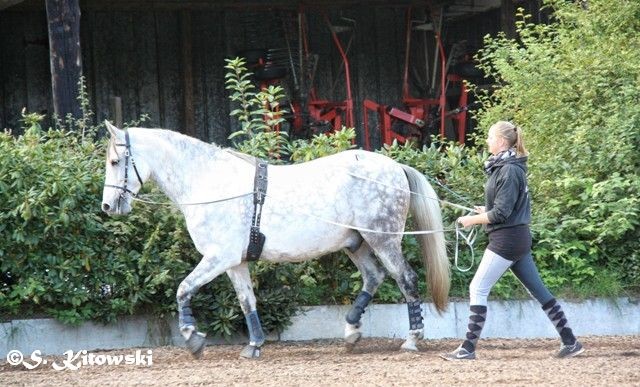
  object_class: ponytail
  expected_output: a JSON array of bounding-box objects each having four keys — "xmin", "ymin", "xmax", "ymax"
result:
[{"xmin": 513, "ymin": 125, "xmax": 528, "ymax": 157}]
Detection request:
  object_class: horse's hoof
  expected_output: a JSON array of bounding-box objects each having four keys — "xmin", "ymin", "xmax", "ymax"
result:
[
  {"xmin": 400, "ymin": 341, "xmax": 418, "ymax": 351},
  {"xmin": 345, "ymin": 330, "xmax": 362, "ymax": 352},
  {"xmin": 240, "ymin": 344, "xmax": 261, "ymax": 359},
  {"xmin": 186, "ymin": 331, "xmax": 207, "ymax": 359},
  {"xmin": 345, "ymin": 331, "xmax": 362, "ymax": 345}
]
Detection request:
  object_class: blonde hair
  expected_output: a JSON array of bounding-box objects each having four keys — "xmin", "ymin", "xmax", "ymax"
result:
[{"xmin": 491, "ymin": 121, "xmax": 528, "ymax": 156}]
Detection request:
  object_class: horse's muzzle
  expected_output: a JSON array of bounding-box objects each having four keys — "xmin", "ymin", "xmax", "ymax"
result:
[
  {"xmin": 101, "ymin": 202, "xmax": 112, "ymax": 213},
  {"xmin": 101, "ymin": 200, "xmax": 131, "ymax": 215}
]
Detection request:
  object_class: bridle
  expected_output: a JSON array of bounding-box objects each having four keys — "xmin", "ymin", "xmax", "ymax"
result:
[{"xmin": 104, "ymin": 130, "xmax": 144, "ymax": 206}]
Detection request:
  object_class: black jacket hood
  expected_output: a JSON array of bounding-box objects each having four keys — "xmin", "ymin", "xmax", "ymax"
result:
[{"xmin": 490, "ymin": 155, "xmax": 528, "ymax": 174}]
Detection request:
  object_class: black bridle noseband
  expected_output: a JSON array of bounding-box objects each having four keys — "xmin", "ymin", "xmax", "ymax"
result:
[{"xmin": 104, "ymin": 130, "xmax": 144, "ymax": 205}]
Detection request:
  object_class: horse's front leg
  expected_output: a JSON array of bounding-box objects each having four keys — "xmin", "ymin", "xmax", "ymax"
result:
[
  {"xmin": 177, "ymin": 255, "xmax": 235, "ymax": 359},
  {"xmin": 227, "ymin": 262, "xmax": 265, "ymax": 359}
]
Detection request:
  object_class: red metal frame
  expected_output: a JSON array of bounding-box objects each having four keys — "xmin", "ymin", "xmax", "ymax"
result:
[
  {"xmin": 363, "ymin": 99, "xmax": 423, "ymax": 151},
  {"xmin": 362, "ymin": 6, "xmax": 469, "ymax": 150},
  {"xmin": 447, "ymin": 74, "xmax": 468, "ymax": 144},
  {"xmin": 400, "ymin": 7, "xmax": 444, "ymax": 138},
  {"xmin": 294, "ymin": 10, "xmax": 354, "ymax": 134}
]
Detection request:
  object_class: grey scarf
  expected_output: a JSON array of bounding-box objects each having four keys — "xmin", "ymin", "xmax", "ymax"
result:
[{"xmin": 484, "ymin": 148, "xmax": 516, "ymax": 175}]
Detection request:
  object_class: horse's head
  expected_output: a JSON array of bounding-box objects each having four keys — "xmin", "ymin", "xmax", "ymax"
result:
[{"xmin": 101, "ymin": 121, "xmax": 148, "ymax": 215}]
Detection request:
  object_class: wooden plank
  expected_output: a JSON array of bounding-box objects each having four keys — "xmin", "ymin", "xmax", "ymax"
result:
[
  {"xmin": 1, "ymin": 11, "xmax": 27, "ymax": 132},
  {"xmin": 306, "ymin": 10, "xmax": 333, "ymax": 106},
  {"xmin": 445, "ymin": 9, "xmax": 500, "ymax": 51},
  {"xmin": 192, "ymin": 10, "xmax": 229, "ymax": 144},
  {"xmin": 110, "ymin": 11, "xmax": 138, "ymax": 126},
  {"xmin": 90, "ymin": 11, "xmax": 116, "ymax": 126},
  {"xmin": 155, "ymin": 11, "xmax": 182, "ymax": 131},
  {"xmin": 350, "ymin": 6, "xmax": 378, "ymax": 147},
  {"xmin": 45, "ymin": 0, "xmax": 83, "ymax": 121},
  {"xmin": 24, "ymin": 11, "xmax": 53, "ymax": 129},
  {"xmin": 190, "ymin": 11, "xmax": 206, "ymax": 140},
  {"xmin": 322, "ymin": 9, "xmax": 341, "ymax": 102},
  {"xmin": 208, "ymin": 9, "xmax": 231, "ymax": 145},
  {"xmin": 377, "ymin": 7, "xmax": 404, "ymax": 106},
  {"xmin": 328, "ymin": 8, "xmax": 355, "ymax": 126},
  {"xmin": 110, "ymin": 96, "xmax": 123, "ymax": 127},
  {"xmin": 80, "ymin": 9, "xmax": 97, "ymax": 127},
  {"xmin": 132, "ymin": 11, "xmax": 160, "ymax": 127},
  {"xmin": 79, "ymin": 1, "xmax": 452, "ymax": 12},
  {"xmin": 0, "ymin": 0, "xmax": 26, "ymax": 11},
  {"xmin": 180, "ymin": 10, "xmax": 195, "ymax": 137},
  {"xmin": 0, "ymin": 12, "xmax": 6, "ymax": 130},
  {"xmin": 222, "ymin": 9, "xmax": 246, "ymax": 137},
  {"xmin": 500, "ymin": 0, "xmax": 516, "ymax": 39}
]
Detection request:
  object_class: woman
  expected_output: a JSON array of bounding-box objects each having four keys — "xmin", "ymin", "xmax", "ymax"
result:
[{"xmin": 441, "ymin": 121, "xmax": 584, "ymax": 360}]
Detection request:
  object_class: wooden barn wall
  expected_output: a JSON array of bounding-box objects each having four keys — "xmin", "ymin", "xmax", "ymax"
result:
[
  {"xmin": 0, "ymin": 11, "xmax": 53, "ymax": 134},
  {"xmin": 0, "ymin": 5, "xmax": 500, "ymax": 147}
]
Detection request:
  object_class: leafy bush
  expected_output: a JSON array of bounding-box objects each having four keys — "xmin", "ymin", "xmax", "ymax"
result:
[
  {"xmin": 0, "ymin": 110, "xmax": 300, "ymax": 338},
  {"xmin": 0, "ymin": 112, "xmax": 171, "ymax": 324}
]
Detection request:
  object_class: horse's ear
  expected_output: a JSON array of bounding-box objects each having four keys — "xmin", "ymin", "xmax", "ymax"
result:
[{"xmin": 104, "ymin": 120, "xmax": 123, "ymax": 138}]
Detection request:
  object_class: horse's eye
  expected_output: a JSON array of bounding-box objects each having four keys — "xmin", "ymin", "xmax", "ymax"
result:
[{"xmin": 111, "ymin": 159, "xmax": 119, "ymax": 166}]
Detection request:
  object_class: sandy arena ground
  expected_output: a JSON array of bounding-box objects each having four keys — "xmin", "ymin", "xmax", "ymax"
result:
[{"xmin": 2, "ymin": 335, "xmax": 639, "ymax": 386}]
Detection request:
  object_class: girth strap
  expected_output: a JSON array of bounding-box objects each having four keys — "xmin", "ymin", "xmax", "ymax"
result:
[{"xmin": 246, "ymin": 161, "xmax": 268, "ymax": 261}]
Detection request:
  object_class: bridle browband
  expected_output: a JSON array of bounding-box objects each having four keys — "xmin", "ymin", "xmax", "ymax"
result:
[{"xmin": 104, "ymin": 130, "xmax": 144, "ymax": 202}]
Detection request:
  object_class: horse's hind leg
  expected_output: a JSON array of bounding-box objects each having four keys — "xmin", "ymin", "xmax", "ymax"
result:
[
  {"xmin": 226, "ymin": 263, "xmax": 265, "ymax": 359},
  {"xmin": 363, "ymin": 235, "xmax": 424, "ymax": 351},
  {"xmin": 343, "ymin": 241, "xmax": 386, "ymax": 349},
  {"xmin": 177, "ymin": 255, "xmax": 235, "ymax": 359}
]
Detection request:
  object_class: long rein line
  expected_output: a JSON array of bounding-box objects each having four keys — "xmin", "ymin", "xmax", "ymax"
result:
[
  {"xmin": 345, "ymin": 171, "xmax": 475, "ymax": 213},
  {"xmin": 342, "ymin": 171, "xmax": 479, "ymax": 271},
  {"xmin": 132, "ymin": 192, "xmax": 254, "ymax": 206},
  {"xmin": 260, "ymin": 188, "xmax": 478, "ymax": 272},
  {"xmin": 129, "ymin": 170, "xmax": 478, "ymax": 271}
]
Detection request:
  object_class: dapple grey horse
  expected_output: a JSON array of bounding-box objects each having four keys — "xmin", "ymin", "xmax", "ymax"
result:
[{"xmin": 101, "ymin": 121, "xmax": 449, "ymax": 359}]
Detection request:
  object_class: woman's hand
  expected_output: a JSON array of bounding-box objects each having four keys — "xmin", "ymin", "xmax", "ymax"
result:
[
  {"xmin": 457, "ymin": 206, "xmax": 490, "ymax": 228},
  {"xmin": 457, "ymin": 215, "xmax": 476, "ymax": 228}
]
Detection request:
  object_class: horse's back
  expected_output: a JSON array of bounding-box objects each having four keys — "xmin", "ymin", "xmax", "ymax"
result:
[
  {"xmin": 278, "ymin": 149, "xmax": 400, "ymax": 177},
  {"xmin": 268, "ymin": 149, "xmax": 405, "ymax": 201},
  {"xmin": 260, "ymin": 148, "xmax": 410, "ymax": 258}
]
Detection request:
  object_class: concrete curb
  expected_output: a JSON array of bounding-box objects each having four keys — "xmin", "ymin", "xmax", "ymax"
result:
[{"xmin": 2, "ymin": 297, "xmax": 638, "ymax": 357}]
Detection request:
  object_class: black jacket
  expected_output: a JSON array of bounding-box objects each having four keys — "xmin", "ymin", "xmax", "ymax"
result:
[{"xmin": 484, "ymin": 156, "xmax": 531, "ymax": 233}]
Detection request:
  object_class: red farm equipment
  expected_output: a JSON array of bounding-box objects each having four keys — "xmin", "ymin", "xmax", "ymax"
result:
[
  {"xmin": 362, "ymin": 6, "xmax": 472, "ymax": 150},
  {"xmin": 237, "ymin": 8, "xmax": 356, "ymax": 140}
]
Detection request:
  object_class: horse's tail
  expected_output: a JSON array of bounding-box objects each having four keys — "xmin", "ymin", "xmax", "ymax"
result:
[{"xmin": 401, "ymin": 165, "xmax": 450, "ymax": 314}]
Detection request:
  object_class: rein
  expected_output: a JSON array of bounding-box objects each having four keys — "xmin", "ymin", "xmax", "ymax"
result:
[
  {"xmin": 258, "ymin": 190, "xmax": 477, "ymax": 272},
  {"xmin": 346, "ymin": 171, "xmax": 475, "ymax": 213},
  {"xmin": 132, "ymin": 192, "xmax": 254, "ymax": 206},
  {"xmin": 106, "ymin": 142, "xmax": 477, "ymax": 270}
]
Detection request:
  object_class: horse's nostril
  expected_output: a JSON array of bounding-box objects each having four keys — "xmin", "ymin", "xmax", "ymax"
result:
[{"xmin": 102, "ymin": 203, "xmax": 111, "ymax": 212}]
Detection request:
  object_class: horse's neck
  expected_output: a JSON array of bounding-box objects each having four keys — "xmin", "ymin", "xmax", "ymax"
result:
[{"xmin": 133, "ymin": 129, "xmax": 230, "ymax": 203}]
